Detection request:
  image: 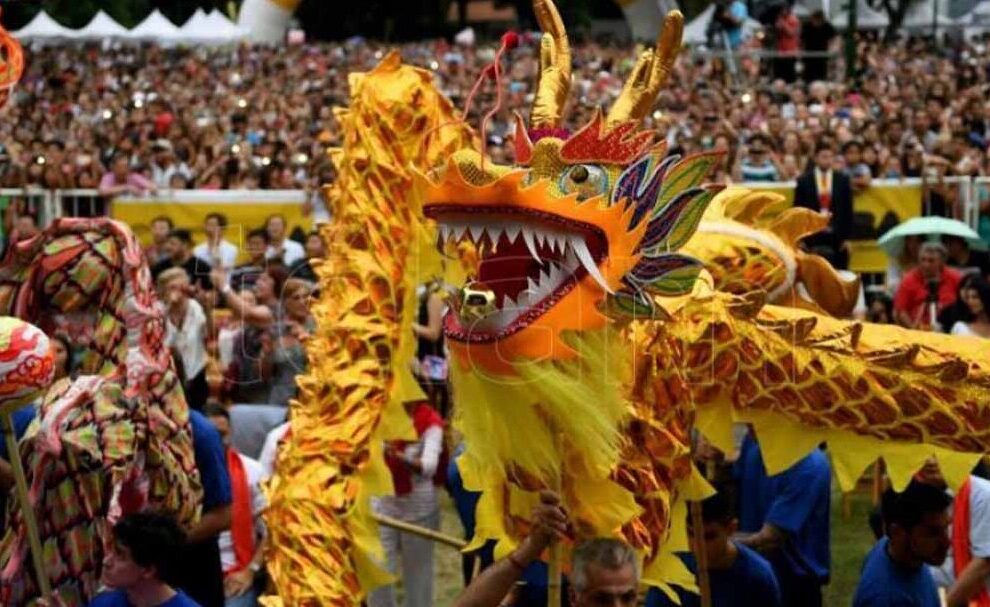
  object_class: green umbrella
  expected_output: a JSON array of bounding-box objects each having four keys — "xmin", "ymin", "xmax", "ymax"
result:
[{"xmin": 876, "ymin": 216, "xmax": 988, "ymax": 258}]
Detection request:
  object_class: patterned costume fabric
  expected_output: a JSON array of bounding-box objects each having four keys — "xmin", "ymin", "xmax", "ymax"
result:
[
  {"xmin": 266, "ymin": 1, "xmax": 990, "ymax": 602},
  {"xmin": 0, "ymin": 218, "xmax": 202, "ymax": 605}
]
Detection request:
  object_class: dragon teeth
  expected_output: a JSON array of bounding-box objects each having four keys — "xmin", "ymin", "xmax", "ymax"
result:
[
  {"xmin": 570, "ymin": 236, "xmax": 612, "ymax": 294},
  {"xmin": 521, "ymin": 227, "xmax": 541, "ymax": 262}
]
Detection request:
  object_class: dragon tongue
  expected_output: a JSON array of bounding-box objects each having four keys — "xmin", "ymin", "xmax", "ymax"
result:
[{"xmin": 570, "ymin": 236, "xmax": 612, "ymax": 294}]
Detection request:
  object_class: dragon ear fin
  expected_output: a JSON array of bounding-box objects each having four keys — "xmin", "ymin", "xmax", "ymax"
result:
[
  {"xmin": 639, "ymin": 184, "xmax": 722, "ymax": 254},
  {"xmin": 626, "ymin": 253, "xmax": 704, "ymax": 297}
]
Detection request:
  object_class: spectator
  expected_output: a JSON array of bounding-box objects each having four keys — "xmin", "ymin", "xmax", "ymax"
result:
[
  {"xmin": 369, "ymin": 398, "xmax": 445, "ymax": 607},
  {"xmin": 264, "ymin": 278, "xmax": 315, "ymax": 407},
  {"xmin": 205, "ymin": 403, "xmax": 268, "ymax": 607},
  {"xmin": 735, "ymin": 429, "xmax": 831, "ymax": 607},
  {"xmin": 99, "ymin": 153, "xmax": 157, "ymax": 199},
  {"xmin": 159, "ymin": 268, "xmax": 209, "ymax": 412},
  {"xmin": 89, "ymin": 513, "xmax": 200, "ymax": 607},
  {"xmin": 176, "ymin": 410, "xmax": 233, "ymax": 607},
  {"xmin": 943, "ymin": 235, "xmax": 990, "ymax": 278},
  {"xmin": 852, "ymin": 481, "xmax": 952, "ymax": 607},
  {"xmin": 887, "ymin": 234, "xmax": 923, "ymax": 296},
  {"xmin": 230, "ymin": 228, "xmax": 269, "ymax": 293},
  {"xmin": 645, "ymin": 489, "xmax": 782, "ymax": 607},
  {"xmin": 774, "ymin": 5, "xmax": 800, "ymax": 83},
  {"xmin": 193, "ymin": 213, "xmax": 239, "ymax": 274},
  {"xmin": 800, "ymin": 11, "xmax": 835, "ymax": 82},
  {"xmin": 867, "ymin": 293, "xmax": 895, "ymax": 324},
  {"xmin": 413, "ymin": 279, "xmax": 449, "ymax": 418},
  {"xmin": 152, "ymin": 229, "xmax": 214, "ymax": 293},
  {"xmin": 735, "ymin": 134, "xmax": 782, "ymax": 182},
  {"xmin": 49, "ymin": 333, "xmax": 73, "ymax": 383},
  {"xmin": 841, "ymin": 140, "xmax": 872, "ymax": 192},
  {"xmin": 893, "ymin": 242, "xmax": 962, "ymax": 330},
  {"xmin": 264, "ymin": 214, "xmax": 304, "ymax": 267},
  {"xmin": 287, "ymin": 230, "xmax": 326, "ymax": 284},
  {"xmin": 794, "ymin": 143, "xmax": 854, "ymax": 269},
  {"xmin": 454, "ymin": 491, "xmax": 639, "ymax": 607},
  {"xmin": 716, "ymin": 0, "xmax": 748, "ymax": 50},
  {"xmin": 949, "ymin": 275, "xmax": 990, "ymax": 338},
  {"xmin": 151, "ymin": 139, "xmax": 193, "ymax": 189},
  {"xmin": 146, "ymin": 216, "xmax": 174, "ymax": 267}
]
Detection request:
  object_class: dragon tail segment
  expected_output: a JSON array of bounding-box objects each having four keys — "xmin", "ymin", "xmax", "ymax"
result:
[
  {"xmin": 668, "ymin": 290, "xmax": 990, "ymax": 492},
  {"xmin": 682, "ymin": 187, "xmax": 860, "ymax": 318},
  {"xmin": 263, "ymin": 52, "xmax": 473, "ymax": 605}
]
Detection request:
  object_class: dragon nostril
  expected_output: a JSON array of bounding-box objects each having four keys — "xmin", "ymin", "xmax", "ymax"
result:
[{"xmin": 570, "ymin": 165, "xmax": 589, "ymax": 183}]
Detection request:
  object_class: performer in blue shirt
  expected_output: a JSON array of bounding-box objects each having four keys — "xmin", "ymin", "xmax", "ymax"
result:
[
  {"xmin": 173, "ymin": 409, "xmax": 232, "ymax": 607},
  {"xmin": 89, "ymin": 512, "xmax": 201, "ymax": 607},
  {"xmin": 853, "ymin": 480, "xmax": 951, "ymax": 607},
  {"xmin": 645, "ymin": 488, "xmax": 782, "ymax": 607},
  {"xmin": 734, "ymin": 430, "xmax": 831, "ymax": 607}
]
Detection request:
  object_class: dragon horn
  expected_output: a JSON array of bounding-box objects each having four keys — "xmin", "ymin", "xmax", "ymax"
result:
[
  {"xmin": 606, "ymin": 11, "xmax": 683, "ymax": 127},
  {"xmin": 530, "ymin": 0, "xmax": 571, "ymax": 129}
]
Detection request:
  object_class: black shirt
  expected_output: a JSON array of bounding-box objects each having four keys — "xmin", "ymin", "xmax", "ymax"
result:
[{"xmin": 152, "ymin": 255, "xmax": 213, "ymax": 291}]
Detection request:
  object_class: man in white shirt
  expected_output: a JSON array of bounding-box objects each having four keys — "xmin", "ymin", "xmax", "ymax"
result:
[
  {"xmin": 150, "ymin": 139, "xmax": 193, "ymax": 189},
  {"xmin": 193, "ymin": 212, "xmax": 240, "ymax": 273},
  {"xmin": 206, "ymin": 403, "xmax": 268, "ymax": 607},
  {"xmin": 264, "ymin": 214, "xmax": 305, "ymax": 267}
]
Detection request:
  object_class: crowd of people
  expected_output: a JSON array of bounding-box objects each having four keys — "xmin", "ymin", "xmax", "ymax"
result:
[{"xmin": 0, "ymin": 21, "xmax": 981, "ymax": 227}]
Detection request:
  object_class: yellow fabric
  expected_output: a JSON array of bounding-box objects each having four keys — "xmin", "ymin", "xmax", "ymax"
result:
[{"xmin": 263, "ymin": 51, "xmax": 473, "ymax": 605}]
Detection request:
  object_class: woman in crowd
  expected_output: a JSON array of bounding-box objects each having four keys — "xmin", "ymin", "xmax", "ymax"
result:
[
  {"xmin": 159, "ymin": 267, "xmax": 209, "ymax": 411},
  {"xmin": 950, "ymin": 275, "xmax": 990, "ymax": 338},
  {"xmin": 265, "ymin": 278, "xmax": 315, "ymax": 407},
  {"xmin": 412, "ymin": 279, "xmax": 449, "ymax": 418}
]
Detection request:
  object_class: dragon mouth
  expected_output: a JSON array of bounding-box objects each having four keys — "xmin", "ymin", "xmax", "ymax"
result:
[{"xmin": 427, "ymin": 206, "xmax": 609, "ymax": 342}]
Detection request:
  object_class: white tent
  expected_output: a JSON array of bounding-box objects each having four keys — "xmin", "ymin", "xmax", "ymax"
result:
[
  {"xmin": 76, "ymin": 10, "xmax": 129, "ymax": 39},
  {"xmin": 829, "ymin": 0, "xmax": 891, "ymax": 30},
  {"xmin": 176, "ymin": 9, "xmax": 247, "ymax": 44},
  {"xmin": 956, "ymin": 0, "xmax": 990, "ymax": 26},
  {"xmin": 902, "ymin": 0, "xmax": 959, "ymax": 30},
  {"xmin": 11, "ymin": 11, "xmax": 76, "ymax": 39},
  {"xmin": 126, "ymin": 10, "xmax": 182, "ymax": 40},
  {"xmin": 682, "ymin": 4, "xmax": 762, "ymax": 45}
]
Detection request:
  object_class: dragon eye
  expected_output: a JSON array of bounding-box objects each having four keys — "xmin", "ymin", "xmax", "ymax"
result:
[{"xmin": 559, "ymin": 164, "xmax": 608, "ymax": 200}]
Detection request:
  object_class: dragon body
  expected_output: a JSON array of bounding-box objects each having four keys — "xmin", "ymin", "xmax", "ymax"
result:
[
  {"xmin": 0, "ymin": 218, "xmax": 202, "ymax": 605},
  {"xmin": 264, "ymin": 2, "xmax": 990, "ymax": 602}
]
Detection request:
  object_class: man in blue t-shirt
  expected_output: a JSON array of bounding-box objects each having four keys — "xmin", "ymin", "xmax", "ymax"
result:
[
  {"xmin": 853, "ymin": 480, "xmax": 951, "ymax": 607},
  {"xmin": 89, "ymin": 512, "xmax": 200, "ymax": 606},
  {"xmin": 645, "ymin": 489, "xmax": 781, "ymax": 607},
  {"xmin": 734, "ymin": 430, "xmax": 831, "ymax": 607},
  {"xmin": 173, "ymin": 409, "xmax": 232, "ymax": 607}
]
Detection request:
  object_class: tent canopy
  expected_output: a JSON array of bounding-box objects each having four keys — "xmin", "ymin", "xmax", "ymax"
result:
[
  {"xmin": 127, "ymin": 10, "xmax": 182, "ymax": 40},
  {"xmin": 902, "ymin": 0, "xmax": 959, "ymax": 28},
  {"xmin": 829, "ymin": 0, "xmax": 891, "ymax": 29},
  {"xmin": 12, "ymin": 11, "xmax": 77, "ymax": 39},
  {"xmin": 77, "ymin": 11, "xmax": 129, "ymax": 38}
]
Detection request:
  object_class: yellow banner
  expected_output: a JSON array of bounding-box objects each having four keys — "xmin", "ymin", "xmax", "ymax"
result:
[
  {"xmin": 111, "ymin": 192, "xmax": 313, "ymax": 256},
  {"xmin": 742, "ymin": 180, "xmax": 924, "ymax": 273}
]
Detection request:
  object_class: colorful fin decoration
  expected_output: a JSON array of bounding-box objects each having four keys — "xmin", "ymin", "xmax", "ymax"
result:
[
  {"xmin": 627, "ymin": 253, "xmax": 704, "ymax": 296},
  {"xmin": 613, "ymin": 148, "xmax": 677, "ymax": 229},
  {"xmin": 656, "ymin": 151, "xmax": 724, "ymax": 210},
  {"xmin": 640, "ymin": 185, "xmax": 722, "ymax": 253}
]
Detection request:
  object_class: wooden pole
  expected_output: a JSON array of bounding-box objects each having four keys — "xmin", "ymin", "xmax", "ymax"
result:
[
  {"xmin": 1, "ymin": 411, "xmax": 51, "ymax": 598},
  {"xmin": 689, "ymin": 500, "xmax": 712, "ymax": 607},
  {"xmin": 548, "ymin": 432, "xmax": 564, "ymax": 607},
  {"xmin": 371, "ymin": 513, "xmax": 466, "ymax": 549}
]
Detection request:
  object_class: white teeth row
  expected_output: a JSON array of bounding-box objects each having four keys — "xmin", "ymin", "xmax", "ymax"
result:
[
  {"xmin": 438, "ymin": 219, "xmax": 612, "ymax": 294},
  {"xmin": 438, "ymin": 221, "xmax": 570, "ymax": 262},
  {"xmin": 472, "ymin": 253, "xmax": 578, "ymax": 332}
]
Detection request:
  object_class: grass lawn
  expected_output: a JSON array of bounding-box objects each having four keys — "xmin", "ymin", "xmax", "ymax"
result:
[{"xmin": 429, "ymin": 485, "xmax": 876, "ymax": 606}]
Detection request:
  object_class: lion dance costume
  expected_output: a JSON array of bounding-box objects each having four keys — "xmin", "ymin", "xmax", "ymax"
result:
[
  {"xmin": 264, "ymin": 1, "xmax": 990, "ymax": 603},
  {"xmin": 0, "ymin": 17, "xmax": 200, "ymax": 607}
]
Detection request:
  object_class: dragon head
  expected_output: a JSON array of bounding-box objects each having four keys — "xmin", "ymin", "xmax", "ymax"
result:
[{"xmin": 422, "ymin": 1, "xmax": 722, "ymax": 374}]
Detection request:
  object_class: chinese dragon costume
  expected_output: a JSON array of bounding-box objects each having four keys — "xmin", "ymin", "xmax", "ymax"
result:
[{"xmin": 263, "ymin": 1, "xmax": 990, "ymax": 604}]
